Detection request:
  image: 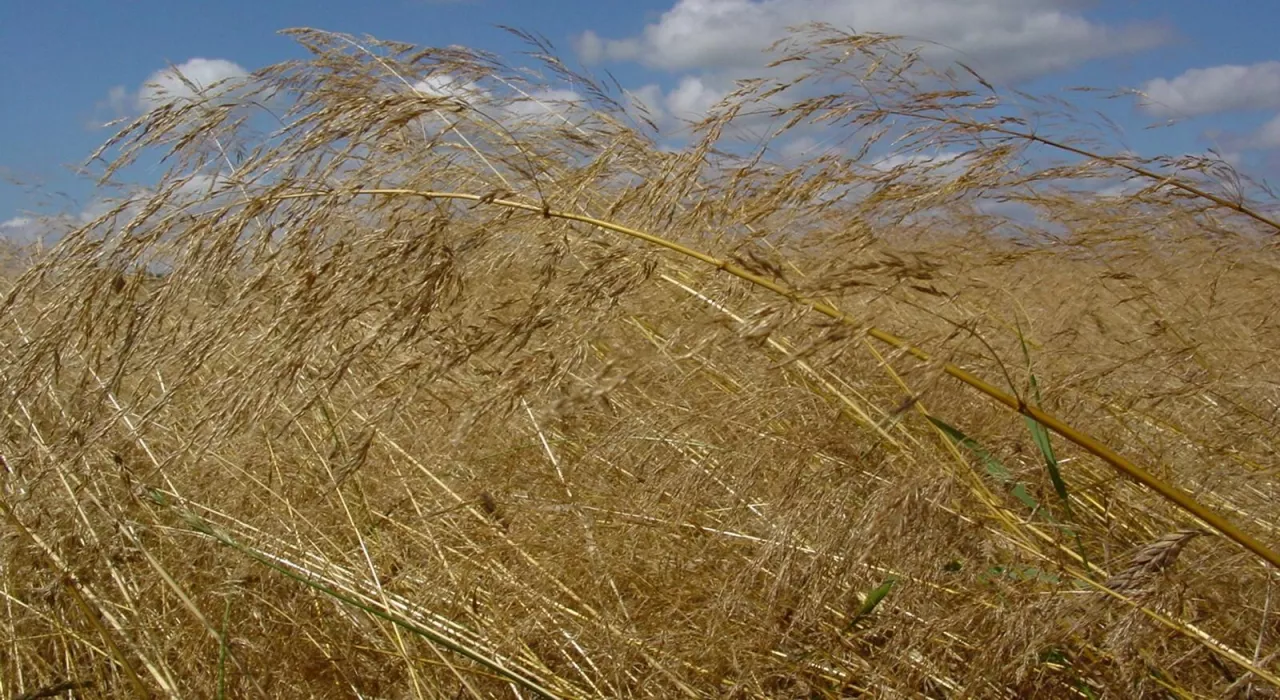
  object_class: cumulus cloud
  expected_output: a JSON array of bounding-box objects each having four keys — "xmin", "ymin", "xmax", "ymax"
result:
[
  {"xmin": 1, "ymin": 216, "xmax": 38, "ymax": 241},
  {"xmin": 575, "ymin": 31, "xmax": 608, "ymax": 65},
  {"xmin": 91, "ymin": 58, "xmax": 250, "ymax": 127},
  {"xmin": 1256, "ymin": 114, "xmax": 1280, "ymax": 149},
  {"xmin": 625, "ymin": 84, "xmax": 668, "ymax": 126},
  {"xmin": 0, "ymin": 172, "xmax": 240, "ymax": 248},
  {"xmin": 1141, "ymin": 61, "xmax": 1280, "ymax": 118},
  {"xmin": 773, "ymin": 134, "xmax": 861, "ymax": 166},
  {"xmin": 408, "ymin": 75, "xmax": 587, "ymax": 129},
  {"xmin": 136, "ymin": 58, "xmax": 250, "ymax": 112},
  {"xmin": 504, "ymin": 88, "xmax": 586, "ymax": 124},
  {"xmin": 412, "ymin": 74, "xmax": 487, "ymax": 102},
  {"xmin": 0, "ymin": 214, "xmax": 80, "ymax": 246},
  {"xmin": 870, "ymin": 151, "xmax": 974, "ymax": 177},
  {"xmin": 664, "ymin": 76, "xmax": 728, "ymax": 121},
  {"xmin": 614, "ymin": 77, "xmax": 732, "ymax": 134},
  {"xmin": 577, "ymin": 0, "xmax": 1171, "ymax": 83},
  {"xmin": 89, "ymin": 85, "xmax": 132, "ymax": 126},
  {"xmin": 777, "ymin": 135, "xmax": 825, "ymax": 162}
]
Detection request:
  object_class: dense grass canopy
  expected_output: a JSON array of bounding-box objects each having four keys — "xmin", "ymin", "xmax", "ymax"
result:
[{"xmin": 2, "ymin": 26, "xmax": 1279, "ymax": 698}]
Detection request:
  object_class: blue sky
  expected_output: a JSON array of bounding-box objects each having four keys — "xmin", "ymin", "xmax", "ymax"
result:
[{"xmin": 3, "ymin": 0, "xmax": 1280, "ymax": 237}]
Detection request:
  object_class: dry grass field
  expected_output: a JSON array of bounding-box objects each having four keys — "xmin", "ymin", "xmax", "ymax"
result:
[{"xmin": 1, "ymin": 26, "xmax": 1279, "ymax": 698}]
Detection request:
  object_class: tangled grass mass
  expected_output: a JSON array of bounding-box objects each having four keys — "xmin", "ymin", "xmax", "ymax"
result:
[{"xmin": 2, "ymin": 26, "xmax": 1279, "ymax": 698}]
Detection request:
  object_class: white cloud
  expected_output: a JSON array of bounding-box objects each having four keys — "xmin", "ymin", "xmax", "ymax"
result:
[
  {"xmin": 613, "ymin": 77, "xmax": 731, "ymax": 134},
  {"xmin": 136, "ymin": 58, "xmax": 250, "ymax": 111},
  {"xmin": 407, "ymin": 76, "xmax": 586, "ymax": 129},
  {"xmin": 777, "ymin": 135, "xmax": 823, "ymax": 162},
  {"xmin": 412, "ymin": 74, "xmax": 487, "ymax": 103},
  {"xmin": 1256, "ymin": 114, "xmax": 1280, "ymax": 149},
  {"xmin": 105, "ymin": 85, "xmax": 129, "ymax": 113},
  {"xmin": 1095, "ymin": 181, "xmax": 1139, "ymax": 199},
  {"xmin": 0, "ymin": 201, "xmax": 131, "ymax": 244},
  {"xmin": 1, "ymin": 171, "xmax": 246, "ymax": 250},
  {"xmin": 0, "ymin": 217, "xmax": 37, "ymax": 241},
  {"xmin": 578, "ymin": 0, "xmax": 1170, "ymax": 83},
  {"xmin": 664, "ymin": 76, "xmax": 728, "ymax": 121},
  {"xmin": 870, "ymin": 150, "xmax": 974, "ymax": 178},
  {"xmin": 88, "ymin": 84, "xmax": 135, "ymax": 129},
  {"xmin": 575, "ymin": 30, "xmax": 607, "ymax": 65},
  {"xmin": 79, "ymin": 195, "xmax": 146, "ymax": 224},
  {"xmin": 773, "ymin": 135, "xmax": 859, "ymax": 166},
  {"xmin": 504, "ymin": 88, "xmax": 585, "ymax": 124},
  {"xmin": 405, "ymin": 74, "xmax": 491, "ymax": 136},
  {"xmin": 575, "ymin": 30, "xmax": 645, "ymax": 64},
  {"xmin": 0, "ymin": 215, "xmax": 76, "ymax": 245},
  {"xmin": 97, "ymin": 85, "xmax": 131, "ymax": 123},
  {"xmin": 173, "ymin": 173, "xmax": 235, "ymax": 203},
  {"xmin": 1141, "ymin": 62, "xmax": 1280, "ymax": 118},
  {"xmin": 1093, "ymin": 150, "xmax": 1240, "ymax": 196},
  {"xmin": 626, "ymin": 84, "xmax": 668, "ymax": 126},
  {"xmin": 93, "ymin": 57, "xmax": 252, "ymax": 126}
]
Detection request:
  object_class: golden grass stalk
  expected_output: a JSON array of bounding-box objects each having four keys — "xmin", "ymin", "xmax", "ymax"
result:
[{"xmin": 269, "ymin": 186, "xmax": 1280, "ymax": 572}]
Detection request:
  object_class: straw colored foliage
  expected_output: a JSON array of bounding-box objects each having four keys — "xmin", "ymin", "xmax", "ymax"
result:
[{"xmin": 1, "ymin": 25, "xmax": 1279, "ymax": 698}]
